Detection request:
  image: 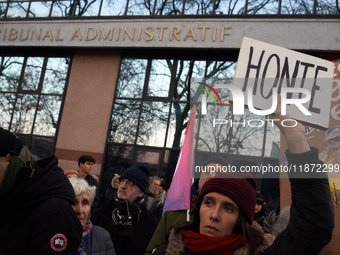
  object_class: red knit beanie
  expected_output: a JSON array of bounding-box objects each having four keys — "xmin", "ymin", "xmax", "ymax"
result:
[{"xmin": 197, "ymin": 173, "xmax": 257, "ymax": 224}]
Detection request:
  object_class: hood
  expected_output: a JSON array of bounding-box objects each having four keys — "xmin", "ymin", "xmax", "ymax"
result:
[{"xmin": 0, "ymin": 156, "xmax": 75, "ymax": 215}]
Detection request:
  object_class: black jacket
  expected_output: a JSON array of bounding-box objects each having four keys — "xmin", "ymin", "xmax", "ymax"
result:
[
  {"xmin": 263, "ymin": 148, "xmax": 334, "ymax": 255},
  {"xmin": 84, "ymin": 174, "xmax": 100, "ymax": 210},
  {"xmin": 0, "ymin": 156, "xmax": 82, "ymax": 254}
]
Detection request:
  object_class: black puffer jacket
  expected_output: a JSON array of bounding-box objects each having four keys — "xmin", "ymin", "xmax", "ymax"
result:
[{"xmin": 0, "ymin": 156, "xmax": 82, "ymax": 254}]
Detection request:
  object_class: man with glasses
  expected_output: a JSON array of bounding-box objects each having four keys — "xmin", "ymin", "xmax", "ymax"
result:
[{"xmin": 92, "ymin": 163, "xmax": 159, "ymax": 255}]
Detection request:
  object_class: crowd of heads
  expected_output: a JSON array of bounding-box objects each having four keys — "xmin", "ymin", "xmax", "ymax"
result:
[{"xmin": 0, "ymin": 124, "xmax": 332, "ymax": 255}]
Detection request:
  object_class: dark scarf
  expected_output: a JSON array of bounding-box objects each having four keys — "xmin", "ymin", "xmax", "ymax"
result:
[
  {"xmin": 111, "ymin": 195, "xmax": 146, "ymax": 225},
  {"xmin": 111, "ymin": 195, "xmax": 146, "ymax": 240},
  {"xmin": 182, "ymin": 230, "xmax": 244, "ymax": 255}
]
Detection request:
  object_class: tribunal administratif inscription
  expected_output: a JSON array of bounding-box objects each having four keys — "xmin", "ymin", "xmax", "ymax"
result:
[
  {"xmin": 0, "ymin": 21, "xmax": 232, "ymax": 47},
  {"xmin": 1, "ymin": 18, "xmax": 339, "ymax": 50},
  {"xmin": 0, "ymin": 26, "xmax": 231, "ymax": 42}
]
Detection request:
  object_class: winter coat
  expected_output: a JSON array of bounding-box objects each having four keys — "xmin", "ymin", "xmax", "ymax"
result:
[
  {"xmin": 83, "ymin": 225, "xmax": 116, "ymax": 255},
  {"xmin": 152, "ymin": 148, "xmax": 334, "ymax": 255},
  {"xmin": 92, "ymin": 197, "xmax": 159, "ymax": 255},
  {"xmin": 153, "ymin": 222, "xmax": 274, "ymax": 255},
  {"xmin": 263, "ymin": 148, "xmax": 334, "ymax": 255},
  {"xmin": 0, "ymin": 156, "xmax": 82, "ymax": 254}
]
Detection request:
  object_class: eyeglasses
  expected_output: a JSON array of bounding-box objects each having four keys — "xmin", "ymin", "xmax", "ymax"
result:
[{"xmin": 119, "ymin": 178, "xmax": 136, "ymax": 187}]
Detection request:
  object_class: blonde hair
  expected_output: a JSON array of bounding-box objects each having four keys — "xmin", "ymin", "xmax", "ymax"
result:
[
  {"xmin": 111, "ymin": 175, "xmax": 120, "ymax": 188},
  {"xmin": 64, "ymin": 169, "xmax": 80, "ymax": 177}
]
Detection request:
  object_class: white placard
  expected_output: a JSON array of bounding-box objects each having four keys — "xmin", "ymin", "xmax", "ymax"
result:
[{"xmin": 233, "ymin": 37, "xmax": 334, "ymax": 129}]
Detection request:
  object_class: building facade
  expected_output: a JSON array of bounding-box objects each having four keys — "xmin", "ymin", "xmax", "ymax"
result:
[{"xmin": 1, "ymin": 1, "xmax": 340, "ymax": 252}]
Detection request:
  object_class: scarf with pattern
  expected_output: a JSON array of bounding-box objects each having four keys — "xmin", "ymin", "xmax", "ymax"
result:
[
  {"xmin": 111, "ymin": 195, "xmax": 146, "ymax": 225},
  {"xmin": 111, "ymin": 195, "xmax": 146, "ymax": 240},
  {"xmin": 78, "ymin": 219, "xmax": 93, "ymax": 255}
]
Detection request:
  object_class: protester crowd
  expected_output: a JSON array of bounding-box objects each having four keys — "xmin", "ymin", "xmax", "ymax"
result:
[{"xmin": 0, "ymin": 98, "xmax": 335, "ymax": 255}]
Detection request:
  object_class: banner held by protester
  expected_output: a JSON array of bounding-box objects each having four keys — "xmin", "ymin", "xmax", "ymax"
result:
[{"xmin": 162, "ymin": 104, "xmax": 196, "ymax": 216}]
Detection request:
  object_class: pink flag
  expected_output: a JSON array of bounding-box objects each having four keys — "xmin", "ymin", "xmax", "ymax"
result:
[{"xmin": 163, "ymin": 104, "xmax": 196, "ymax": 214}]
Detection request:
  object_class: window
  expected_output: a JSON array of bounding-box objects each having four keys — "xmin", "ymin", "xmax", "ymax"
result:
[
  {"xmin": 28, "ymin": 1, "xmax": 53, "ymax": 18},
  {"xmin": 0, "ymin": 55, "xmax": 71, "ymax": 159},
  {"xmin": 101, "ymin": 55, "xmax": 280, "ymax": 203}
]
